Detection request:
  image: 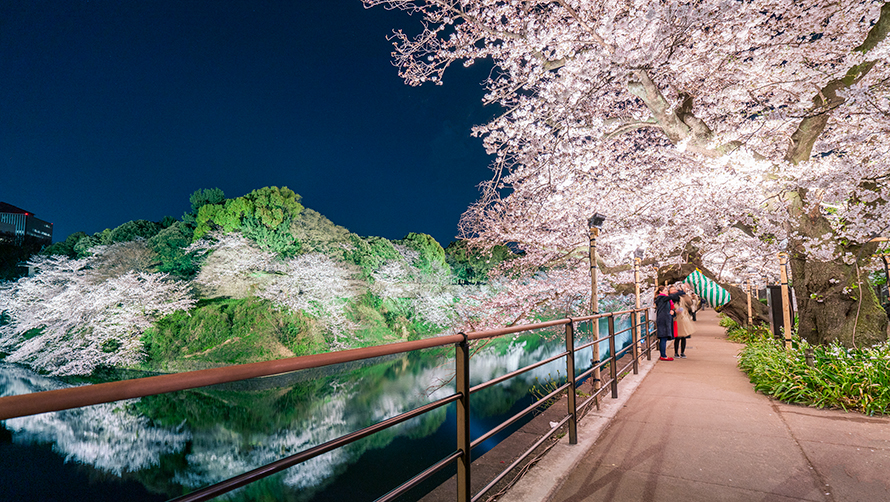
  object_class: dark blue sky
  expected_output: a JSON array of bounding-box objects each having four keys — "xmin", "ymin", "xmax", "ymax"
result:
[{"xmin": 1, "ymin": 1, "xmax": 498, "ymax": 246}]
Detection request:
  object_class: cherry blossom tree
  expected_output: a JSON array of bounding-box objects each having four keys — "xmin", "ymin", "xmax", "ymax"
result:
[
  {"xmin": 188, "ymin": 232, "xmax": 285, "ymax": 298},
  {"xmin": 371, "ymin": 245, "xmax": 457, "ymax": 329},
  {"xmin": 257, "ymin": 252, "xmax": 361, "ymax": 349},
  {"xmin": 0, "ymin": 252, "xmax": 195, "ymax": 375},
  {"xmin": 364, "ymin": 0, "xmax": 890, "ymax": 346}
]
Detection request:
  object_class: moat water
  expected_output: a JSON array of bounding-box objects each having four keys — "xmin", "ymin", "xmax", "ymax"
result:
[{"xmin": 0, "ymin": 317, "xmax": 632, "ymax": 501}]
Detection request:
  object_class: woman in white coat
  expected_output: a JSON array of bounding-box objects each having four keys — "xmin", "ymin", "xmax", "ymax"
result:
[{"xmin": 673, "ymin": 284, "xmax": 697, "ymax": 358}]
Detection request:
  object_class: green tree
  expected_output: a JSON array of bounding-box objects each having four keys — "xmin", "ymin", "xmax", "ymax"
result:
[
  {"xmin": 148, "ymin": 222, "xmax": 200, "ymax": 279},
  {"xmin": 42, "ymin": 231, "xmax": 88, "ymax": 258},
  {"xmin": 108, "ymin": 219, "xmax": 163, "ymax": 243},
  {"xmin": 73, "ymin": 235, "xmax": 102, "ymax": 257},
  {"xmin": 348, "ymin": 235, "xmax": 401, "ymax": 279},
  {"xmin": 397, "ymin": 232, "xmax": 450, "ymax": 276},
  {"xmin": 193, "ymin": 186, "xmax": 304, "ymax": 256},
  {"xmin": 183, "ymin": 188, "xmax": 226, "ymax": 227},
  {"xmin": 159, "ymin": 215, "xmax": 178, "ymax": 228},
  {"xmin": 445, "ymin": 240, "xmax": 514, "ymax": 284}
]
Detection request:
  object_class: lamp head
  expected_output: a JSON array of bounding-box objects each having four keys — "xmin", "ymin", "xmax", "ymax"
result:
[
  {"xmin": 588, "ymin": 213, "xmax": 606, "ymax": 229},
  {"xmin": 634, "ymin": 247, "xmax": 645, "ymax": 259}
]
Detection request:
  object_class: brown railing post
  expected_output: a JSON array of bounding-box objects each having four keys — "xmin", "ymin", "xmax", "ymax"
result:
[
  {"xmin": 456, "ymin": 334, "xmax": 471, "ymax": 502},
  {"xmin": 608, "ymin": 315, "xmax": 618, "ymax": 399},
  {"xmin": 633, "ymin": 257, "xmax": 641, "ymax": 373},
  {"xmin": 631, "ymin": 310, "xmax": 639, "ymax": 375},
  {"xmin": 644, "ymin": 309, "xmax": 652, "ymax": 361},
  {"xmin": 565, "ymin": 320, "xmax": 578, "ymax": 445}
]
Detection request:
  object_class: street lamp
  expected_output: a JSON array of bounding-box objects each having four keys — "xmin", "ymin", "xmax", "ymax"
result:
[
  {"xmin": 777, "ymin": 252, "xmax": 793, "ymax": 349},
  {"xmin": 881, "ymin": 254, "xmax": 889, "ymax": 304},
  {"xmin": 588, "ymin": 213, "xmax": 606, "ymax": 230},
  {"xmin": 588, "ymin": 213, "xmax": 606, "ymax": 395},
  {"xmin": 633, "ymin": 247, "xmax": 644, "ymax": 362},
  {"xmin": 588, "ymin": 213, "xmax": 606, "ymax": 314}
]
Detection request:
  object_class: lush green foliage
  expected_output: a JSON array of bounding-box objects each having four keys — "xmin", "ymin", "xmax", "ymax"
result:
[
  {"xmin": 397, "ymin": 232, "xmax": 448, "ymax": 273},
  {"xmin": 180, "ymin": 187, "xmax": 226, "ymax": 229},
  {"xmin": 141, "ymin": 297, "xmax": 325, "ymax": 371},
  {"xmin": 730, "ymin": 321, "xmax": 890, "ymax": 415},
  {"xmin": 445, "ymin": 240, "xmax": 514, "ymax": 284},
  {"xmin": 189, "ymin": 188, "xmax": 226, "ymax": 216},
  {"xmin": 345, "ymin": 291, "xmax": 441, "ymax": 345},
  {"xmin": 147, "ymin": 222, "xmax": 200, "ymax": 279},
  {"xmin": 194, "ymin": 186, "xmax": 304, "ymax": 256},
  {"xmin": 41, "ymin": 231, "xmax": 88, "ymax": 258},
  {"xmin": 347, "ymin": 235, "xmax": 402, "ymax": 279},
  {"xmin": 726, "ymin": 322, "xmax": 773, "ymax": 345}
]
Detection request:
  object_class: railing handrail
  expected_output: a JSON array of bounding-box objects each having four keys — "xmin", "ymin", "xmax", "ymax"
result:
[
  {"xmin": 0, "ymin": 306, "xmax": 654, "ymax": 502},
  {"xmin": 0, "ymin": 333, "xmax": 467, "ymax": 420},
  {"xmin": 0, "ymin": 308, "xmax": 645, "ymax": 421}
]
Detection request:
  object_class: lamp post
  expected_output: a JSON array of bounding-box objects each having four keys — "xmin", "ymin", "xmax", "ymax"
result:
[
  {"xmin": 588, "ymin": 213, "xmax": 605, "ymax": 395},
  {"xmin": 588, "ymin": 213, "xmax": 606, "ymax": 314},
  {"xmin": 778, "ymin": 252, "xmax": 793, "ymax": 349},
  {"xmin": 633, "ymin": 247, "xmax": 645, "ymax": 364},
  {"xmin": 882, "ymin": 254, "xmax": 890, "ymax": 304},
  {"xmin": 746, "ymin": 278, "xmax": 753, "ymax": 326}
]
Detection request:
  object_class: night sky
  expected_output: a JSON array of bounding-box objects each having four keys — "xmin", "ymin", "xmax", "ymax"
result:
[{"xmin": 1, "ymin": 1, "xmax": 498, "ymax": 246}]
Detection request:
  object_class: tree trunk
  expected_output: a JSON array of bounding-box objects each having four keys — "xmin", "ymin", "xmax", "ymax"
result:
[{"xmin": 790, "ymin": 254, "xmax": 888, "ymax": 348}]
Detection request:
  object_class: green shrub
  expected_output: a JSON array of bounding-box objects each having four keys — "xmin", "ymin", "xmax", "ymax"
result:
[
  {"xmin": 397, "ymin": 232, "xmax": 448, "ymax": 273},
  {"xmin": 718, "ymin": 315, "xmax": 739, "ymax": 329},
  {"xmin": 732, "ymin": 325, "xmax": 890, "ymax": 416},
  {"xmin": 347, "ymin": 235, "xmax": 402, "ymax": 279},
  {"xmin": 726, "ymin": 323, "xmax": 771, "ymax": 344},
  {"xmin": 141, "ymin": 297, "xmax": 324, "ymax": 369}
]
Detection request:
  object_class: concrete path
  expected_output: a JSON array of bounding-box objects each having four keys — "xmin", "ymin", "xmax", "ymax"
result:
[{"xmin": 500, "ymin": 309, "xmax": 890, "ymax": 502}]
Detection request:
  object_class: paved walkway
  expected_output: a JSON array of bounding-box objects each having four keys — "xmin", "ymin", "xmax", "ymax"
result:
[{"xmin": 501, "ymin": 309, "xmax": 890, "ymax": 502}]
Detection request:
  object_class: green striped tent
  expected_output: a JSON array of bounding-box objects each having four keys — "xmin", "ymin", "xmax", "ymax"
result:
[{"xmin": 684, "ymin": 269, "xmax": 731, "ymax": 307}]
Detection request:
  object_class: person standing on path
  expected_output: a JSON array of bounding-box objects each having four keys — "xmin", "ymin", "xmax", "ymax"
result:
[
  {"xmin": 689, "ymin": 289, "xmax": 702, "ymax": 321},
  {"xmin": 654, "ymin": 285, "xmax": 685, "ymax": 361},
  {"xmin": 673, "ymin": 283, "xmax": 696, "ymax": 358}
]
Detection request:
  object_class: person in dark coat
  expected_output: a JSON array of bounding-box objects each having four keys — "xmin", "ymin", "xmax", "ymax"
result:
[{"xmin": 654, "ymin": 285, "xmax": 686, "ymax": 361}]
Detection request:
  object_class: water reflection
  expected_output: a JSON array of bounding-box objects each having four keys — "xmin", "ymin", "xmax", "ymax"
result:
[
  {"xmin": 0, "ymin": 317, "xmax": 632, "ymax": 501},
  {"xmin": 1, "ymin": 365, "xmax": 190, "ymax": 476}
]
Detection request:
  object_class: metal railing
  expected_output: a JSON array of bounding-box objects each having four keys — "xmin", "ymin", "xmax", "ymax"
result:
[{"xmin": 0, "ymin": 307, "xmax": 654, "ymax": 502}]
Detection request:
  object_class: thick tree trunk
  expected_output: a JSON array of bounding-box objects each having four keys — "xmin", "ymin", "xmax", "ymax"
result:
[
  {"xmin": 784, "ymin": 195, "xmax": 889, "ymax": 347},
  {"xmin": 790, "ymin": 254, "xmax": 888, "ymax": 348}
]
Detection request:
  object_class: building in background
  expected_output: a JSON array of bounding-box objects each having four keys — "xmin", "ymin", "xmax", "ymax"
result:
[{"xmin": 0, "ymin": 202, "xmax": 53, "ymax": 243}]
